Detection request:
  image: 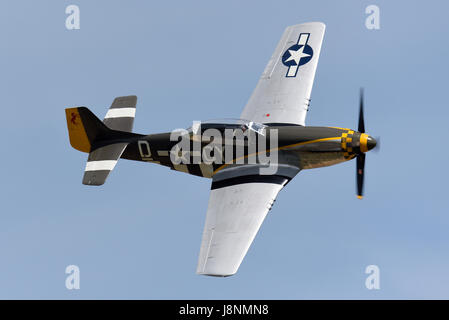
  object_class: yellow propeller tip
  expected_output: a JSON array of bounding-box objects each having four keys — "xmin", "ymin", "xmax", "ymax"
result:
[{"xmin": 357, "ymin": 195, "xmax": 363, "ymax": 199}]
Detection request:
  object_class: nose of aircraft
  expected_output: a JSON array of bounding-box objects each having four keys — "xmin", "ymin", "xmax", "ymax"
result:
[
  {"xmin": 367, "ymin": 136, "xmax": 377, "ymax": 151},
  {"xmin": 360, "ymin": 133, "xmax": 377, "ymax": 153}
]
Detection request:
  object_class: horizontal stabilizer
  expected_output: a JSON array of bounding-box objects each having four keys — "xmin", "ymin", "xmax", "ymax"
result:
[
  {"xmin": 83, "ymin": 142, "xmax": 128, "ymax": 185},
  {"xmin": 103, "ymin": 95, "xmax": 137, "ymax": 132}
]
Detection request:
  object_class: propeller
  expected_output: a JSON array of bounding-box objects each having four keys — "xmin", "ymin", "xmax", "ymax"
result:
[
  {"xmin": 356, "ymin": 88, "xmax": 376, "ymax": 199},
  {"xmin": 356, "ymin": 152, "xmax": 365, "ymax": 199},
  {"xmin": 358, "ymin": 89, "xmax": 365, "ymax": 134}
]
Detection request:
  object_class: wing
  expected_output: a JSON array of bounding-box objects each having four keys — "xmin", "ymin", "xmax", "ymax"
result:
[
  {"xmin": 240, "ymin": 22, "xmax": 325, "ymax": 126},
  {"xmin": 196, "ymin": 165, "xmax": 300, "ymax": 276}
]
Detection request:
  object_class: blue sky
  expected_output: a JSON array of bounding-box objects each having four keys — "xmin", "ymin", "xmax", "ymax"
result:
[{"xmin": 0, "ymin": 0, "xmax": 448, "ymax": 299}]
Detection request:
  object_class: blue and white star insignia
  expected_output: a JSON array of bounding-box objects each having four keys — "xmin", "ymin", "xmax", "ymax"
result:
[{"xmin": 282, "ymin": 33, "xmax": 314, "ymax": 77}]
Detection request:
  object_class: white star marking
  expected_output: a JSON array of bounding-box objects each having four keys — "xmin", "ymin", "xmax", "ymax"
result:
[
  {"xmin": 171, "ymin": 144, "xmax": 189, "ymax": 163},
  {"xmin": 285, "ymin": 46, "xmax": 311, "ymax": 65}
]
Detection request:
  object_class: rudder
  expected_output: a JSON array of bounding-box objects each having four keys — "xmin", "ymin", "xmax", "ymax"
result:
[{"xmin": 65, "ymin": 107, "xmax": 110, "ymax": 153}]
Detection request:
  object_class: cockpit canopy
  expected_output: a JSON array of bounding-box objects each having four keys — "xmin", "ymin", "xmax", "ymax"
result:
[{"xmin": 187, "ymin": 118, "xmax": 267, "ymax": 135}]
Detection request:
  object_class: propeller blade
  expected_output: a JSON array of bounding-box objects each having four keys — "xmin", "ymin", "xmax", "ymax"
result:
[
  {"xmin": 358, "ymin": 88, "xmax": 365, "ymax": 133},
  {"xmin": 356, "ymin": 153, "xmax": 366, "ymax": 199}
]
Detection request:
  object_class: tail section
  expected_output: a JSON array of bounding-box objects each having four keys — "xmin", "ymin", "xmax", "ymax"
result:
[
  {"xmin": 65, "ymin": 107, "xmax": 110, "ymax": 153},
  {"xmin": 83, "ymin": 142, "xmax": 128, "ymax": 185},
  {"xmin": 103, "ymin": 95, "xmax": 137, "ymax": 132},
  {"xmin": 65, "ymin": 95, "xmax": 140, "ymax": 186}
]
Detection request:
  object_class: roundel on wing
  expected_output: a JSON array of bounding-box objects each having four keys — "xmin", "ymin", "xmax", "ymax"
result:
[{"xmin": 281, "ymin": 44, "xmax": 314, "ymax": 67}]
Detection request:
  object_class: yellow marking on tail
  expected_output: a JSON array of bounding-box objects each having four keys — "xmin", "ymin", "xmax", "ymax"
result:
[{"xmin": 65, "ymin": 108, "xmax": 91, "ymax": 153}]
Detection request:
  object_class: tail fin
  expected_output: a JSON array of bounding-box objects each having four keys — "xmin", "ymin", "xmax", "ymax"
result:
[
  {"xmin": 65, "ymin": 106, "xmax": 110, "ymax": 153},
  {"xmin": 65, "ymin": 96, "xmax": 140, "ymax": 186}
]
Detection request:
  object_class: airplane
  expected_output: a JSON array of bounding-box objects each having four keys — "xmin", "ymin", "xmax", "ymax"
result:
[{"xmin": 65, "ymin": 22, "xmax": 377, "ymax": 277}]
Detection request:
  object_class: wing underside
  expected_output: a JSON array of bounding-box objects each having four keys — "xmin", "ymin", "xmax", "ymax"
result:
[
  {"xmin": 197, "ymin": 165, "xmax": 300, "ymax": 276},
  {"xmin": 240, "ymin": 22, "xmax": 325, "ymax": 126}
]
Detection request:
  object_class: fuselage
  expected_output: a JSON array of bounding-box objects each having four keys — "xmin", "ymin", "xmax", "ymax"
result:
[{"xmin": 120, "ymin": 124, "xmax": 375, "ymax": 178}]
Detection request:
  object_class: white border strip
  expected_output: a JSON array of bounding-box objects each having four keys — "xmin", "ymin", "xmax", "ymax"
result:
[
  {"xmin": 85, "ymin": 160, "xmax": 117, "ymax": 171},
  {"xmin": 105, "ymin": 108, "xmax": 136, "ymax": 119}
]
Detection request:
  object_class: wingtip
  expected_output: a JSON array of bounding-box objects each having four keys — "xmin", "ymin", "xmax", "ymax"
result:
[
  {"xmin": 197, "ymin": 272, "xmax": 235, "ymax": 278},
  {"xmin": 289, "ymin": 21, "xmax": 326, "ymax": 29}
]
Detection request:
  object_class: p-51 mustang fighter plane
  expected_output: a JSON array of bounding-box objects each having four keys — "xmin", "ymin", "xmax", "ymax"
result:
[{"xmin": 65, "ymin": 22, "xmax": 377, "ymax": 277}]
